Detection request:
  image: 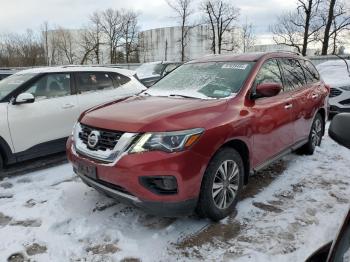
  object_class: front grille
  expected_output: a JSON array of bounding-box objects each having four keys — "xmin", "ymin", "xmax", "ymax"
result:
[
  {"xmin": 96, "ymin": 178, "xmax": 134, "ymax": 196},
  {"xmin": 330, "ymin": 88, "xmax": 342, "ymax": 98},
  {"xmin": 79, "ymin": 124, "xmax": 124, "ymax": 151},
  {"xmin": 339, "ymin": 99, "xmax": 350, "ymax": 105}
]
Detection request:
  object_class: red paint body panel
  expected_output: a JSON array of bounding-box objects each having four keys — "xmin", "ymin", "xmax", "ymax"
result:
[{"xmin": 67, "ymin": 52, "xmax": 329, "ymax": 212}]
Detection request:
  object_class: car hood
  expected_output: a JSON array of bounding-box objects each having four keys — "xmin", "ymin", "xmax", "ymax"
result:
[
  {"xmin": 317, "ymin": 64, "xmax": 350, "ymax": 88},
  {"xmin": 80, "ymin": 95, "xmax": 229, "ymax": 132}
]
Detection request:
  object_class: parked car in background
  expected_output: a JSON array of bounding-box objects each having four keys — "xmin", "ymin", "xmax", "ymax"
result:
[
  {"xmin": 136, "ymin": 61, "xmax": 182, "ymax": 87},
  {"xmin": 67, "ymin": 52, "xmax": 329, "ymax": 221},
  {"xmin": 0, "ymin": 69, "xmax": 18, "ymax": 81},
  {"xmin": 306, "ymin": 113, "xmax": 350, "ymax": 262},
  {"xmin": 317, "ymin": 60, "xmax": 350, "ymax": 115},
  {"xmin": 0, "ymin": 66, "xmax": 146, "ymax": 169}
]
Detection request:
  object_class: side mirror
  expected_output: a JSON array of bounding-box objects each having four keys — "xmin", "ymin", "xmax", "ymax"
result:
[
  {"xmin": 14, "ymin": 93, "xmax": 35, "ymax": 105},
  {"xmin": 254, "ymin": 83, "xmax": 282, "ymax": 98},
  {"xmin": 329, "ymin": 113, "xmax": 350, "ymax": 149},
  {"xmin": 305, "ymin": 242, "xmax": 332, "ymax": 262}
]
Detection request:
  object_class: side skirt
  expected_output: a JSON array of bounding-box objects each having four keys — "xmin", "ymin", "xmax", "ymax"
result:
[
  {"xmin": 13, "ymin": 137, "xmax": 68, "ymax": 163},
  {"xmin": 251, "ymin": 138, "xmax": 308, "ymax": 174}
]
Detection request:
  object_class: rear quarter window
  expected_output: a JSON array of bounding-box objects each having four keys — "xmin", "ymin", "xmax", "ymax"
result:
[
  {"xmin": 111, "ymin": 73, "xmax": 131, "ymax": 87},
  {"xmin": 301, "ymin": 60, "xmax": 320, "ymax": 83}
]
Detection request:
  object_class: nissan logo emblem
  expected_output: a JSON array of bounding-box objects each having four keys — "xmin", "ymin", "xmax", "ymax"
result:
[{"xmin": 88, "ymin": 131, "xmax": 100, "ymax": 148}]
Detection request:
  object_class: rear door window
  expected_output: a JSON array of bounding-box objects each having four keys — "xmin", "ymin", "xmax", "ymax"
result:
[
  {"xmin": 300, "ymin": 60, "xmax": 320, "ymax": 83},
  {"xmin": 76, "ymin": 72, "xmax": 115, "ymax": 93},
  {"xmin": 280, "ymin": 59, "xmax": 307, "ymax": 91}
]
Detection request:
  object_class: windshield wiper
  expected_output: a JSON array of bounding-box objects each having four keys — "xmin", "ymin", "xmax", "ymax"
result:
[{"xmin": 168, "ymin": 94, "xmax": 200, "ymax": 99}]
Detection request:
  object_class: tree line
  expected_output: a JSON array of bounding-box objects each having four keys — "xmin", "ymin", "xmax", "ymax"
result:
[
  {"xmin": 271, "ymin": 0, "xmax": 350, "ymax": 56},
  {"xmin": 0, "ymin": 0, "xmax": 256, "ymax": 67},
  {"xmin": 0, "ymin": 8, "xmax": 140, "ymax": 67},
  {"xmin": 0, "ymin": 0, "xmax": 348, "ymax": 67}
]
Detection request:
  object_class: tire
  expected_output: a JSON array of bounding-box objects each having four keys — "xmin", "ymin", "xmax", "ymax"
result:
[
  {"xmin": 196, "ymin": 147, "xmax": 244, "ymax": 221},
  {"xmin": 298, "ymin": 113, "xmax": 324, "ymax": 155}
]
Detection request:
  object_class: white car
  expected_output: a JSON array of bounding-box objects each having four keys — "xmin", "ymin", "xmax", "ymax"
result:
[
  {"xmin": 317, "ymin": 60, "xmax": 350, "ymax": 114},
  {"xmin": 0, "ymin": 66, "xmax": 146, "ymax": 169}
]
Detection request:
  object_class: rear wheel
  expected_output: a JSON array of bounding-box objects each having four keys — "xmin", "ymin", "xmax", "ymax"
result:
[
  {"xmin": 196, "ymin": 148, "xmax": 244, "ymax": 221},
  {"xmin": 298, "ymin": 113, "xmax": 324, "ymax": 155}
]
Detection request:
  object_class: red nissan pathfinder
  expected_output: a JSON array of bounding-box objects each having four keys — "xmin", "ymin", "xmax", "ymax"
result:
[{"xmin": 67, "ymin": 52, "xmax": 329, "ymax": 221}]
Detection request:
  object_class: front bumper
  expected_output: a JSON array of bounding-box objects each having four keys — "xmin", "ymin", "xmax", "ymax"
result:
[
  {"xmin": 77, "ymin": 172, "xmax": 197, "ymax": 216},
  {"xmin": 66, "ymin": 137, "xmax": 207, "ymax": 216}
]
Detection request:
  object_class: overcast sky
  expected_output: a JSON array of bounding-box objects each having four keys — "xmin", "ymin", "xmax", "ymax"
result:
[{"xmin": 0, "ymin": 0, "xmax": 297, "ymax": 37}]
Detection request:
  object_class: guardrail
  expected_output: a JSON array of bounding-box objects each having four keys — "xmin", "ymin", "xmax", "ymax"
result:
[
  {"xmin": 308, "ymin": 55, "xmax": 350, "ymax": 65},
  {"xmin": 0, "ymin": 56, "xmax": 349, "ymax": 71}
]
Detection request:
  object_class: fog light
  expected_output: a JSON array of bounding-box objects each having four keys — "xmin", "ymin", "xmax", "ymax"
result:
[{"xmin": 140, "ymin": 176, "xmax": 178, "ymax": 195}]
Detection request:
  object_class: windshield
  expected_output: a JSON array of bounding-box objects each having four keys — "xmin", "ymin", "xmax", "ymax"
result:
[
  {"xmin": 136, "ymin": 62, "xmax": 164, "ymax": 78},
  {"xmin": 146, "ymin": 61, "xmax": 254, "ymax": 99},
  {"xmin": 0, "ymin": 73, "xmax": 37, "ymax": 100}
]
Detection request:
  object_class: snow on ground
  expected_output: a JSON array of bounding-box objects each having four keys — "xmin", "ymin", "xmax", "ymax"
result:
[{"xmin": 0, "ymin": 127, "xmax": 350, "ymax": 262}]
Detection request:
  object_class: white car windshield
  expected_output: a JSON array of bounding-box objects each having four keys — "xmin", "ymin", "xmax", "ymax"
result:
[
  {"xmin": 0, "ymin": 73, "xmax": 37, "ymax": 100},
  {"xmin": 146, "ymin": 61, "xmax": 254, "ymax": 99},
  {"xmin": 136, "ymin": 62, "xmax": 164, "ymax": 79}
]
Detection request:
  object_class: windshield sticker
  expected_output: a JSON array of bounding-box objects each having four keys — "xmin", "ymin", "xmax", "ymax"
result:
[{"xmin": 222, "ymin": 64, "xmax": 248, "ymax": 70}]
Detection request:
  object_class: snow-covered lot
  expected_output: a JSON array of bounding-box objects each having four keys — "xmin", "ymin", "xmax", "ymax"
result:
[{"xmin": 1, "ymin": 128, "xmax": 350, "ymax": 262}]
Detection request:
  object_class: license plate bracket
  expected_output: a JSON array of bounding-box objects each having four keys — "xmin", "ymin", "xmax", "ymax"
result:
[{"xmin": 76, "ymin": 162, "xmax": 97, "ymax": 180}]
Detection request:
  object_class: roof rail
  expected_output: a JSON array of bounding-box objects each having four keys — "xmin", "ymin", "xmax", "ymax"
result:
[
  {"xmin": 274, "ymin": 50, "xmax": 302, "ymax": 56},
  {"xmin": 60, "ymin": 64, "xmax": 124, "ymax": 69}
]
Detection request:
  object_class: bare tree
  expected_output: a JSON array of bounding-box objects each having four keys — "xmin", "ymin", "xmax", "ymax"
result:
[
  {"xmin": 55, "ymin": 27, "xmax": 77, "ymax": 64},
  {"xmin": 202, "ymin": 0, "xmax": 240, "ymax": 54},
  {"xmin": 167, "ymin": 0, "xmax": 194, "ymax": 61},
  {"xmin": 271, "ymin": 0, "xmax": 323, "ymax": 56},
  {"xmin": 100, "ymin": 9, "xmax": 124, "ymax": 63},
  {"xmin": 320, "ymin": 0, "xmax": 350, "ymax": 54},
  {"xmin": 41, "ymin": 21, "xmax": 50, "ymax": 65},
  {"xmin": 271, "ymin": 12, "xmax": 304, "ymax": 53},
  {"xmin": 48, "ymin": 30, "xmax": 60, "ymax": 65},
  {"xmin": 240, "ymin": 19, "xmax": 255, "ymax": 52},
  {"xmin": 121, "ymin": 10, "xmax": 139, "ymax": 63},
  {"xmin": 80, "ymin": 12, "xmax": 103, "ymax": 64},
  {"xmin": 0, "ymin": 30, "xmax": 45, "ymax": 67}
]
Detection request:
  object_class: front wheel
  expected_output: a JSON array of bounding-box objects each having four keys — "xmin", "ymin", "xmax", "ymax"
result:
[
  {"xmin": 298, "ymin": 113, "xmax": 324, "ymax": 155},
  {"xmin": 196, "ymin": 147, "xmax": 244, "ymax": 221}
]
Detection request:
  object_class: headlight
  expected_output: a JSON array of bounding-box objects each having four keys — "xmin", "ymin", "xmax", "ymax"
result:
[
  {"xmin": 72, "ymin": 122, "xmax": 82, "ymax": 142},
  {"xmin": 129, "ymin": 128, "xmax": 204, "ymax": 153},
  {"xmin": 340, "ymin": 86, "xmax": 350, "ymax": 91}
]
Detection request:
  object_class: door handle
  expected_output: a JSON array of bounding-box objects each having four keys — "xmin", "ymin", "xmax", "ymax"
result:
[
  {"xmin": 284, "ymin": 104, "xmax": 293, "ymax": 110},
  {"xmin": 62, "ymin": 103, "xmax": 75, "ymax": 109}
]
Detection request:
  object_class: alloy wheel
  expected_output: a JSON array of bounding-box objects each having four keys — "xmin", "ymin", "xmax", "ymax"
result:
[
  {"xmin": 212, "ymin": 160, "xmax": 239, "ymax": 209},
  {"xmin": 311, "ymin": 118, "xmax": 322, "ymax": 148}
]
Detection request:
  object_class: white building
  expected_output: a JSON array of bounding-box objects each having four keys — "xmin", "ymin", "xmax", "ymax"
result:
[{"xmin": 138, "ymin": 25, "xmax": 241, "ymax": 62}]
